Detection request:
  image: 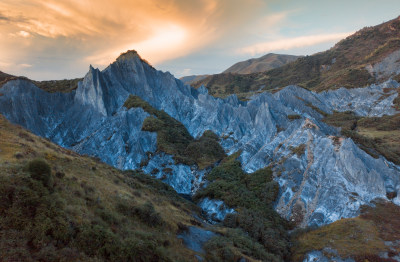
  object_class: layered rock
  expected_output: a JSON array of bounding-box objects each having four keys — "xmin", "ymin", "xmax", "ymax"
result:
[{"xmin": 1, "ymin": 50, "xmax": 399, "ymax": 226}]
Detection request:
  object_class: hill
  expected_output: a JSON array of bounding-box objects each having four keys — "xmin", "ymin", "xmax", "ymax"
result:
[
  {"xmin": 180, "ymin": 75, "xmax": 209, "ymax": 85},
  {"xmin": 0, "ymin": 70, "xmax": 82, "ymax": 93},
  {"xmin": 192, "ymin": 16, "xmax": 400, "ymax": 99},
  {"xmin": 179, "ymin": 53, "xmax": 299, "ymax": 86},
  {"xmin": 223, "ymin": 53, "xmax": 300, "ymax": 74}
]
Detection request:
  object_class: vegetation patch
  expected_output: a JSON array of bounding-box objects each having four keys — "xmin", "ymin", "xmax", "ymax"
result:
[
  {"xmin": 323, "ymin": 111, "xmax": 400, "ymax": 164},
  {"xmin": 195, "ymin": 152, "xmax": 292, "ymax": 260},
  {"xmin": 290, "ymin": 144, "xmax": 306, "ymax": 157},
  {"xmin": 124, "ymin": 95, "xmax": 226, "ymax": 169},
  {"xmin": 288, "ymin": 114, "xmax": 301, "ymax": 120},
  {"xmin": 33, "ymin": 78, "xmax": 83, "ymax": 93}
]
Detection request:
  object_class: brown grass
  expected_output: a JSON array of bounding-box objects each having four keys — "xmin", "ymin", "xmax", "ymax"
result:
[{"xmin": 292, "ymin": 201, "xmax": 400, "ymax": 261}]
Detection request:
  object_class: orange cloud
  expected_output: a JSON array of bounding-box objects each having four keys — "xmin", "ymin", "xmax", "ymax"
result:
[
  {"xmin": 0, "ymin": 0, "xmax": 268, "ymax": 68},
  {"xmin": 238, "ymin": 32, "xmax": 353, "ymax": 55}
]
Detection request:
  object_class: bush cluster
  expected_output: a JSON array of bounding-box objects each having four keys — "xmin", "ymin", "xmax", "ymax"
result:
[{"xmin": 195, "ymin": 153, "xmax": 291, "ymax": 260}]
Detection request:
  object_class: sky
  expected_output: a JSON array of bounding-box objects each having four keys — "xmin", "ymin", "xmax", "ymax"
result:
[{"xmin": 0, "ymin": 0, "xmax": 399, "ymax": 80}]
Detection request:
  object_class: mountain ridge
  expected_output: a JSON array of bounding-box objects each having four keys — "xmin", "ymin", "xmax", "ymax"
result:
[
  {"xmin": 223, "ymin": 53, "xmax": 301, "ymax": 74},
  {"xmin": 192, "ymin": 15, "xmax": 400, "ymax": 99}
]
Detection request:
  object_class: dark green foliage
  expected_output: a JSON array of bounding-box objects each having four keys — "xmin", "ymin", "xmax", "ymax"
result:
[
  {"xmin": 0, "ymin": 175, "xmax": 73, "ymax": 258},
  {"xmin": 33, "ymin": 78, "xmax": 83, "ymax": 93},
  {"xmin": 196, "ymin": 153, "xmax": 291, "ymax": 260},
  {"xmin": 27, "ymin": 158, "xmax": 52, "ymax": 188},
  {"xmin": 291, "ymin": 144, "xmax": 306, "ymax": 157},
  {"xmin": 0, "ymin": 167, "xmax": 185, "ymax": 261},
  {"xmin": 195, "ymin": 154, "xmax": 280, "ymax": 210},
  {"xmin": 75, "ymin": 225, "xmax": 172, "ymax": 261},
  {"xmin": 288, "ymin": 114, "xmax": 301, "ymax": 120},
  {"xmin": 185, "ymin": 130, "xmax": 226, "ymax": 169},
  {"xmin": 133, "ymin": 202, "xmax": 164, "ymax": 227},
  {"xmin": 204, "ymin": 229, "xmax": 283, "ymax": 262},
  {"xmin": 124, "ymin": 95, "xmax": 225, "ymax": 168},
  {"xmin": 305, "ymin": 102, "xmax": 329, "ymax": 117}
]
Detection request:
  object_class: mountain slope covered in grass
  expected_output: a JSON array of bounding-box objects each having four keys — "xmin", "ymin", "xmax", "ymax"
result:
[
  {"xmin": 192, "ymin": 16, "xmax": 400, "ymax": 99},
  {"xmin": 223, "ymin": 53, "xmax": 300, "ymax": 74}
]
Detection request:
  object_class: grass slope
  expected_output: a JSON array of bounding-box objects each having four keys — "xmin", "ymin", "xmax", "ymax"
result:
[
  {"xmin": 0, "ymin": 70, "xmax": 82, "ymax": 93},
  {"xmin": 193, "ymin": 16, "xmax": 400, "ymax": 98},
  {"xmin": 292, "ymin": 201, "xmax": 400, "ymax": 262},
  {"xmin": 0, "ymin": 114, "xmax": 204, "ymax": 261},
  {"xmin": 323, "ymin": 111, "xmax": 400, "ymax": 165}
]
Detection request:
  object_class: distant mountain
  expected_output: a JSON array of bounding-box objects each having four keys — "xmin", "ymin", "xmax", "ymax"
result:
[
  {"xmin": 223, "ymin": 53, "xmax": 300, "ymax": 74},
  {"xmin": 192, "ymin": 16, "xmax": 400, "ymax": 99},
  {"xmin": 179, "ymin": 53, "xmax": 299, "ymax": 85},
  {"xmin": 179, "ymin": 74, "xmax": 209, "ymax": 85}
]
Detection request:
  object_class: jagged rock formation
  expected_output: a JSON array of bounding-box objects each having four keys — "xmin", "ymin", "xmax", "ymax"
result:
[{"xmin": 1, "ymin": 50, "xmax": 400, "ymax": 227}]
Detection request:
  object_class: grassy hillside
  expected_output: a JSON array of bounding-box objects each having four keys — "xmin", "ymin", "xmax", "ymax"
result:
[
  {"xmin": 0, "ymin": 114, "xmax": 203, "ymax": 261},
  {"xmin": 292, "ymin": 201, "xmax": 400, "ymax": 261},
  {"xmin": 193, "ymin": 16, "xmax": 400, "ymax": 98},
  {"xmin": 223, "ymin": 53, "xmax": 300, "ymax": 74},
  {"xmin": 0, "ymin": 70, "xmax": 82, "ymax": 93},
  {"xmin": 323, "ymin": 111, "xmax": 400, "ymax": 165}
]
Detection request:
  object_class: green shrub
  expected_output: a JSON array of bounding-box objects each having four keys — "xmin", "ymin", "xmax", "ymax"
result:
[
  {"xmin": 195, "ymin": 153, "xmax": 291, "ymax": 260},
  {"xmin": 27, "ymin": 159, "xmax": 52, "ymax": 187},
  {"xmin": 288, "ymin": 114, "xmax": 301, "ymax": 120},
  {"xmin": 204, "ymin": 229, "xmax": 281, "ymax": 262},
  {"xmin": 133, "ymin": 202, "xmax": 164, "ymax": 227},
  {"xmin": 291, "ymin": 144, "xmax": 306, "ymax": 157}
]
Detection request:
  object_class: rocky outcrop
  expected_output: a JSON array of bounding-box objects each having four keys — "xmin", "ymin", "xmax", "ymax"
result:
[{"xmin": 1, "ymin": 50, "xmax": 400, "ymax": 226}]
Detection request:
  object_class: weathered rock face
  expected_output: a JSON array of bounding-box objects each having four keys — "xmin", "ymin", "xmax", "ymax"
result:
[{"xmin": 1, "ymin": 50, "xmax": 399, "ymax": 226}]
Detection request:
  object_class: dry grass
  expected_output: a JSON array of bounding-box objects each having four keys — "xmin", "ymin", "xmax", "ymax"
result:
[
  {"xmin": 323, "ymin": 112, "xmax": 400, "ymax": 164},
  {"xmin": 292, "ymin": 201, "xmax": 400, "ymax": 261},
  {"xmin": 0, "ymin": 114, "xmax": 202, "ymax": 261}
]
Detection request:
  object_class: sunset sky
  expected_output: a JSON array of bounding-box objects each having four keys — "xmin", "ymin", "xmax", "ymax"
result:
[{"xmin": 0, "ymin": 0, "xmax": 399, "ymax": 80}]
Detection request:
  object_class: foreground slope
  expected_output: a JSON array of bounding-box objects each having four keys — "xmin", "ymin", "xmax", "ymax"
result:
[
  {"xmin": 0, "ymin": 114, "xmax": 200, "ymax": 261},
  {"xmin": 193, "ymin": 16, "xmax": 400, "ymax": 99}
]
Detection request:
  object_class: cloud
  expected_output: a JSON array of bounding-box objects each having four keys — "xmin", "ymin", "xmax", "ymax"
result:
[
  {"xmin": 19, "ymin": 63, "xmax": 33, "ymax": 68},
  {"xmin": 0, "ymin": 0, "xmax": 270, "ymax": 70},
  {"xmin": 0, "ymin": 0, "xmax": 360, "ymax": 80},
  {"xmin": 238, "ymin": 32, "xmax": 353, "ymax": 55},
  {"xmin": 15, "ymin": 31, "xmax": 31, "ymax": 38}
]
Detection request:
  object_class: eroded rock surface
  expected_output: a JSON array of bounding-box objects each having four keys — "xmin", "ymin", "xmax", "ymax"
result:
[{"xmin": 1, "ymin": 50, "xmax": 400, "ymax": 226}]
